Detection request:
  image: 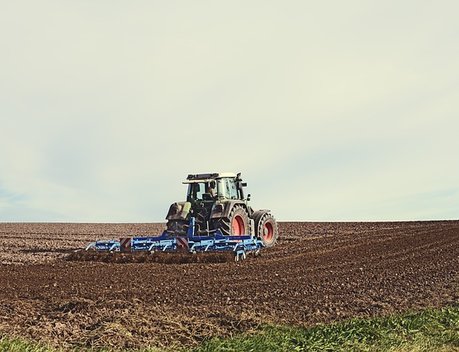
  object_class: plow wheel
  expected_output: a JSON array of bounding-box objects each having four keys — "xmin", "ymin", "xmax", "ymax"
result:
[
  {"xmin": 214, "ymin": 205, "xmax": 249, "ymax": 236},
  {"xmin": 255, "ymin": 212, "xmax": 278, "ymax": 247}
]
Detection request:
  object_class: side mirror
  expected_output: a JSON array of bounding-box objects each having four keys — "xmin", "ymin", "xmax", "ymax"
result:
[{"xmin": 247, "ymin": 194, "xmax": 251, "ymax": 201}]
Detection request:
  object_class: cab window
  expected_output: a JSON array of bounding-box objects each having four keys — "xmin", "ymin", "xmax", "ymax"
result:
[
  {"xmin": 217, "ymin": 179, "xmax": 228, "ymax": 199},
  {"xmin": 227, "ymin": 179, "xmax": 238, "ymax": 199},
  {"xmin": 187, "ymin": 183, "xmax": 205, "ymax": 201}
]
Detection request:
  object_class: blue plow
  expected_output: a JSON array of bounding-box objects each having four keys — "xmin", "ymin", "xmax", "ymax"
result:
[{"xmin": 85, "ymin": 218, "xmax": 264, "ymax": 261}]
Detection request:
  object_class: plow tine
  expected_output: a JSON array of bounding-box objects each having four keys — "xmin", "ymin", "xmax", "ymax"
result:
[{"xmin": 85, "ymin": 242, "xmax": 96, "ymax": 251}]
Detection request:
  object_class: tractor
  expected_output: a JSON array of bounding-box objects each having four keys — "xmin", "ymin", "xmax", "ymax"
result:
[
  {"xmin": 165, "ymin": 172, "xmax": 278, "ymax": 247},
  {"xmin": 72, "ymin": 172, "xmax": 279, "ymax": 263}
]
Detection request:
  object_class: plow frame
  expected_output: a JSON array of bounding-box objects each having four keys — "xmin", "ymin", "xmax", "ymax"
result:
[{"xmin": 85, "ymin": 218, "xmax": 264, "ymax": 260}]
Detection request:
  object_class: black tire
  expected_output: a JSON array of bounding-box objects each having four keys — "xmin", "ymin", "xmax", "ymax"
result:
[
  {"xmin": 255, "ymin": 212, "xmax": 278, "ymax": 247},
  {"xmin": 213, "ymin": 205, "xmax": 249, "ymax": 236}
]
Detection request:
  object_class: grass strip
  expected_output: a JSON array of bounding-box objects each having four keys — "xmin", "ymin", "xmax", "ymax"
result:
[
  {"xmin": 0, "ymin": 337, "xmax": 56, "ymax": 352},
  {"xmin": 1, "ymin": 305, "xmax": 458, "ymax": 351},
  {"xmin": 193, "ymin": 305, "xmax": 459, "ymax": 352}
]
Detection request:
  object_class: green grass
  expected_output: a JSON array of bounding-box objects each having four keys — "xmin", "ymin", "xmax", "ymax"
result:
[
  {"xmin": 193, "ymin": 305, "xmax": 459, "ymax": 352},
  {"xmin": 0, "ymin": 337, "xmax": 56, "ymax": 352},
  {"xmin": 1, "ymin": 306, "xmax": 458, "ymax": 351}
]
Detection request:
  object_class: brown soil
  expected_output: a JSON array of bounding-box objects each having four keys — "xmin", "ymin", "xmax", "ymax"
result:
[
  {"xmin": 0, "ymin": 221, "xmax": 458, "ymax": 350},
  {"xmin": 66, "ymin": 250, "xmax": 236, "ymax": 264}
]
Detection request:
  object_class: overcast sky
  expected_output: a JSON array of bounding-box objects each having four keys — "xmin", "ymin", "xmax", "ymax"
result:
[{"xmin": 0, "ymin": 1, "xmax": 458, "ymax": 222}]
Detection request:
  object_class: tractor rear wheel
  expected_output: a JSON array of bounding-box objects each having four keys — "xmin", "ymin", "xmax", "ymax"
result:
[
  {"xmin": 214, "ymin": 205, "xmax": 249, "ymax": 236},
  {"xmin": 255, "ymin": 212, "xmax": 278, "ymax": 247}
]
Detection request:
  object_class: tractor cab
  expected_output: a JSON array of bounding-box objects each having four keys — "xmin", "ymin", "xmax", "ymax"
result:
[
  {"xmin": 186, "ymin": 181, "xmax": 217, "ymax": 202},
  {"xmin": 184, "ymin": 173, "xmax": 247, "ymax": 202}
]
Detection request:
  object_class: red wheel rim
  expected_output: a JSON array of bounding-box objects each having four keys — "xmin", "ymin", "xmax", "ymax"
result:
[
  {"xmin": 231, "ymin": 215, "xmax": 245, "ymax": 235},
  {"xmin": 263, "ymin": 222, "xmax": 274, "ymax": 242}
]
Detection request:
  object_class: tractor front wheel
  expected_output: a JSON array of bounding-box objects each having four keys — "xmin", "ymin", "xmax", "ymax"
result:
[{"xmin": 255, "ymin": 212, "xmax": 278, "ymax": 247}]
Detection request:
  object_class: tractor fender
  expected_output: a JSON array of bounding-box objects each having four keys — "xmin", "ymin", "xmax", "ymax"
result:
[
  {"xmin": 251, "ymin": 209, "xmax": 271, "ymax": 223},
  {"xmin": 210, "ymin": 200, "xmax": 250, "ymax": 219},
  {"xmin": 166, "ymin": 201, "xmax": 191, "ymax": 220}
]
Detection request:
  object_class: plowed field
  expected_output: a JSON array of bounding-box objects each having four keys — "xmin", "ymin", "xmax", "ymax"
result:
[{"xmin": 0, "ymin": 221, "xmax": 458, "ymax": 350}]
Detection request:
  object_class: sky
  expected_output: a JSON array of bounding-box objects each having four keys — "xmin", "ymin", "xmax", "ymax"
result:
[{"xmin": 0, "ymin": 1, "xmax": 458, "ymax": 222}]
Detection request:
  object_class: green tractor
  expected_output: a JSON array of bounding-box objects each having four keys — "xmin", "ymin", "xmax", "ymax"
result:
[{"xmin": 165, "ymin": 172, "xmax": 278, "ymax": 247}]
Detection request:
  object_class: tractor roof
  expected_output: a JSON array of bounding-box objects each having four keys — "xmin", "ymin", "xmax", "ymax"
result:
[{"xmin": 183, "ymin": 172, "xmax": 237, "ymax": 184}]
